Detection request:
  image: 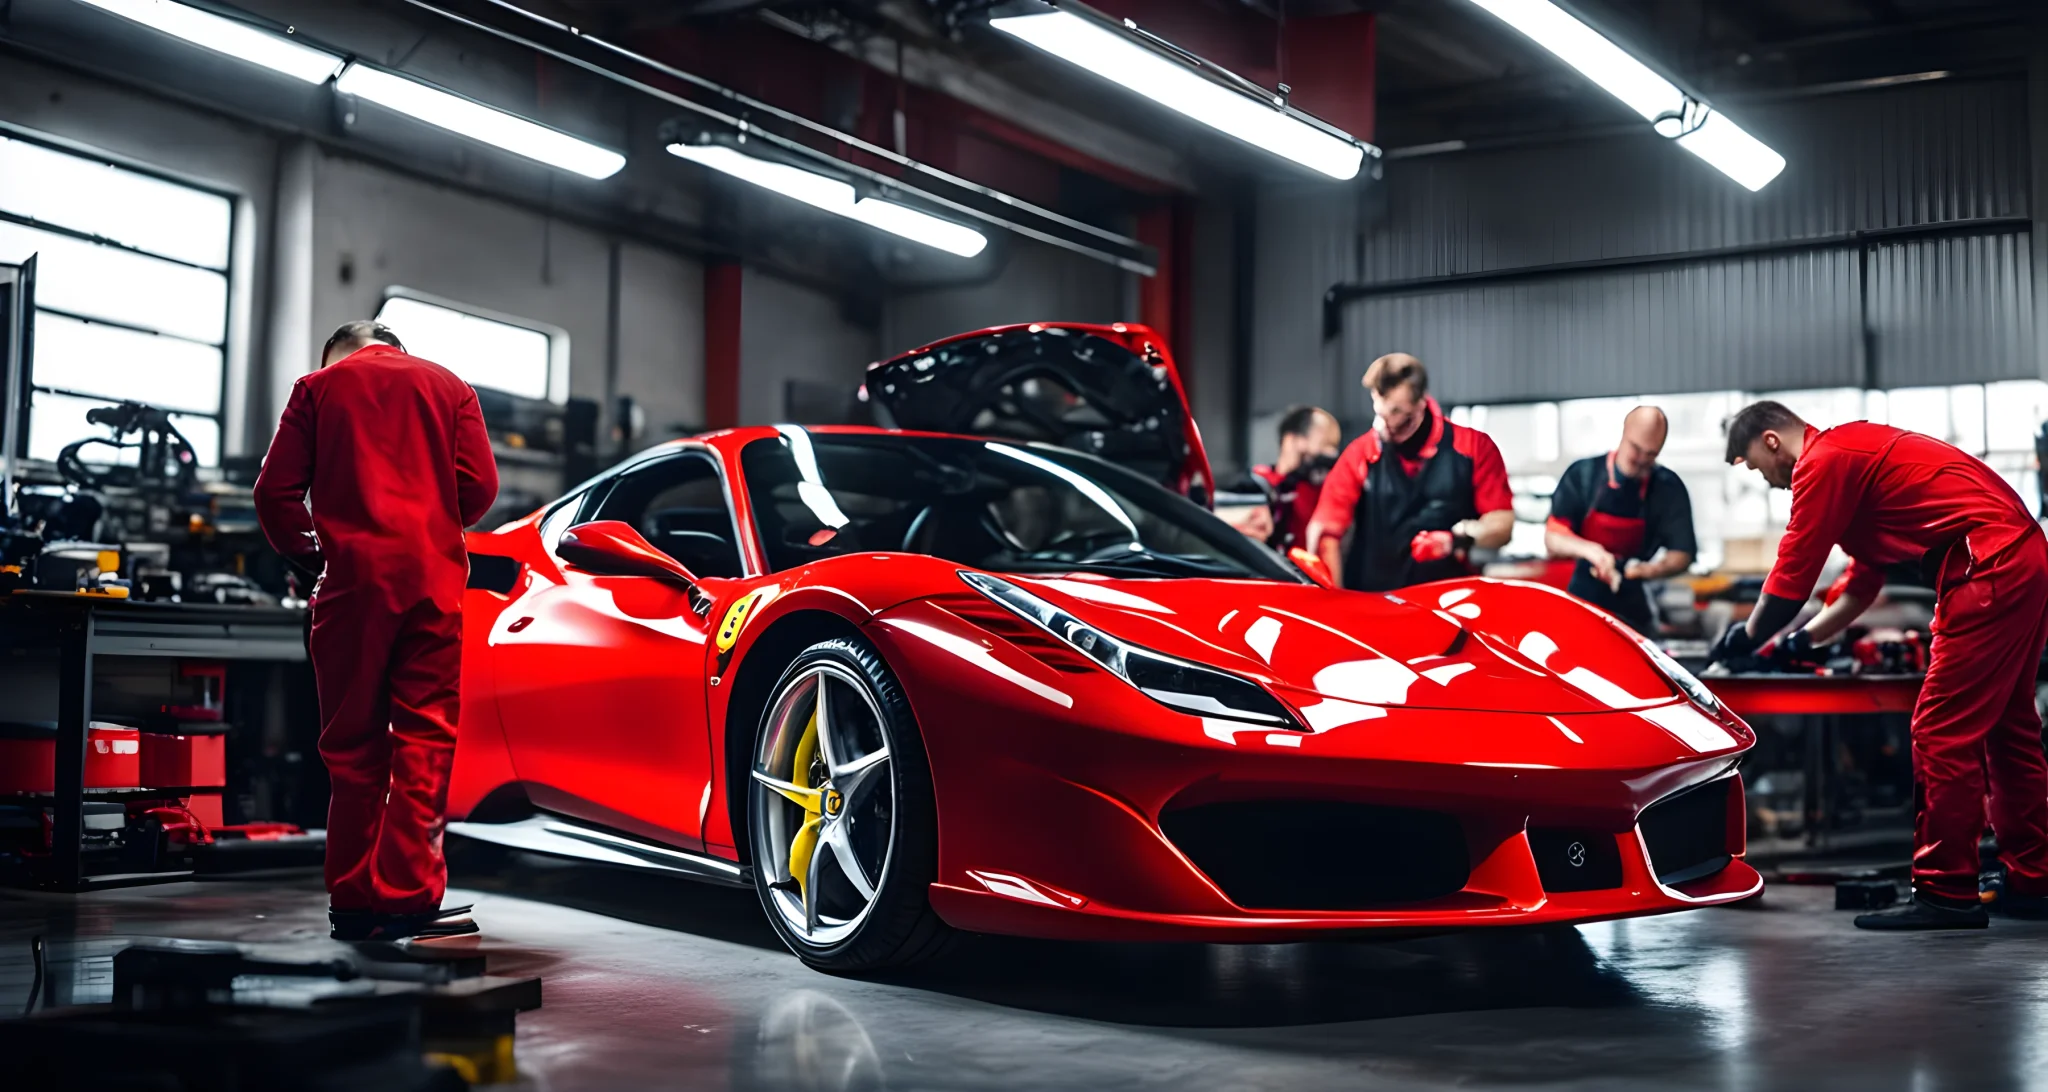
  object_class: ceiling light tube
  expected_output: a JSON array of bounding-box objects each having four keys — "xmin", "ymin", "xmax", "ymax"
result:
[
  {"xmin": 988, "ymin": 6, "xmax": 1368, "ymax": 181},
  {"xmin": 1462, "ymin": 0, "xmax": 1783, "ymax": 191},
  {"xmin": 74, "ymin": 0, "xmax": 344, "ymax": 83},
  {"xmin": 668, "ymin": 143, "xmax": 989, "ymax": 258},
  {"xmin": 336, "ymin": 63, "xmax": 626, "ymax": 180}
]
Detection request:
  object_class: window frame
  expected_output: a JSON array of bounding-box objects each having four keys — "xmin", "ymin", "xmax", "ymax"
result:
[
  {"xmin": 559, "ymin": 446, "xmax": 754, "ymax": 579},
  {"xmin": 376, "ymin": 286, "xmax": 570, "ymax": 405},
  {"xmin": 0, "ymin": 122, "xmax": 238, "ymax": 467}
]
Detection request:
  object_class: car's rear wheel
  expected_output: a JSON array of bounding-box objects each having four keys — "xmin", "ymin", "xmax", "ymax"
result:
[{"xmin": 748, "ymin": 635, "xmax": 951, "ymax": 972}]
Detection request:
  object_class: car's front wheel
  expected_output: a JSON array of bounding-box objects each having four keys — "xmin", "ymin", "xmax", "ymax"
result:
[{"xmin": 748, "ymin": 635, "xmax": 950, "ymax": 972}]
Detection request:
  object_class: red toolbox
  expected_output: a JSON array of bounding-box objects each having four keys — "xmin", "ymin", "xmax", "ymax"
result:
[
  {"xmin": 139, "ymin": 723, "xmax": 229, "ymax": 789},
  {"xmin": 0, "ymin": 721, "xmax": 141, "ymax": 793}
]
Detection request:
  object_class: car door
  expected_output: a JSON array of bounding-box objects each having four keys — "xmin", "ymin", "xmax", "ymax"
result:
[{"xmin": 489, "ymin": 449, "xmax": 747, "ymax": 847}]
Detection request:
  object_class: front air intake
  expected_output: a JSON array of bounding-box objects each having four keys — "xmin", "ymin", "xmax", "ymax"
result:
[
  {"xmin": 1638, "ymin": 777, "xmax": 1737, "ymax": 886},
  {"xmin": 1160, "ymin": 800, "xmax": 1469, "ymax": 910}
]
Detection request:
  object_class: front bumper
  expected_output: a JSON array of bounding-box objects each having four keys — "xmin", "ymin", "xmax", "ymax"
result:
[{"xmin": 869, "ymin": 600, "xmax": 1760, "ymax": 942}]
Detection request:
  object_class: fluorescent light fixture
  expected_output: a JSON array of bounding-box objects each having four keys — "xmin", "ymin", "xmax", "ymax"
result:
[
  {"xmin": 336, "ymin": 63, "xmax": 626, "ymax": 180},
  {"xmin": 667, "ymin": 143, "xmax": 989, "ymax": 258},
  {"xmin": 1672, "ymin": 111, "xmax": 1787, "ymax": 193},
  {"xmin": 990, "ymin": 9, "xmax": 1365, "ymax": 181},
  {"xmin": 1463, "ymin": 0, "xmax": 1785, "ymax": 191},
  {"xmin": 74, "ymin": 0, "xmax": 343, "ymax": 83}
]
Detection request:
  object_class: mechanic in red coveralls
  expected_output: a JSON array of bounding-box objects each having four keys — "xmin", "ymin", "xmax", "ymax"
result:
[
  {"xmin": 255, "ymin": 321, "xmax": 498, "ymax": 942},
  {"xmin": 1306, "ymin": 353, "xmax": 1515, "ymax": 591},
  {"xmin": 1546, "ymin": 406, "xmax": 1696, "ymax": 634},
  {"xmin": 1710, "ymin": 400, "xmax": 2048, "ymax": 930},
  {"xmin": 1252, "ymin": 405, "xmax": 1342, "ymax": 553}
]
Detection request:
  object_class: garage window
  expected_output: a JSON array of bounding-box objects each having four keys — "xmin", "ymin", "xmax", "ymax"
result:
[
  {"xmin": 374, "ymin": 292, "xmax": 565, "ymax": 403},
  {"xmin": 1451, "ymin": 382, "xmax": 2048, "ymax": 573},
  {"xmin": 0, "ymin": 129, "xmax": 232, "ymax": 465}
]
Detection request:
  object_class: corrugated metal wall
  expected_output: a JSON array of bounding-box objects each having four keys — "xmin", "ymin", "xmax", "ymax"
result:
[
  {"xmin": 1335, "ymin": 249, "xmax": 1867, "ymax": 414},
  {"xmin": 1869, "ymin": 230, "xmax": 2036, "ymax": 387},
  {"xmin": 1271, "ymin": 77, "xmax": 2034, "ymax": 412}
]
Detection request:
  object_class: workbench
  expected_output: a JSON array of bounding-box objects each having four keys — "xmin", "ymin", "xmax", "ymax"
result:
[
  {"xmin": 0, "ymin": 592, "xmax": 309, "ymax": 890},
  {"xmin": 1704, "ymin": 672, "xmax": 1922, "ymax": 854}
]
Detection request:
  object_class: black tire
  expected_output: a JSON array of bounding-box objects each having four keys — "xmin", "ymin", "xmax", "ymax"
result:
[{"xmin": 747, "ymin": 635, "xmax": 953, "ymax": 972}]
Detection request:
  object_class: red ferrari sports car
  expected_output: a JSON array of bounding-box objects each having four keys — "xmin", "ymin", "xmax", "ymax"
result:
[{"xmin": 449, "ymin": 322, "xmax": 1760, "ymax": 971}]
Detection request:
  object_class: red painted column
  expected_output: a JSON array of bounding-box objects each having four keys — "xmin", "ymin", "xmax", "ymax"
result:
[
  {"xmin": 704, "ymin": 260, "xmax": 742, "ymax": 429},
  {"xmin": 1137, "ymin": 200, "xmax": 1195, "ymax": 400}
]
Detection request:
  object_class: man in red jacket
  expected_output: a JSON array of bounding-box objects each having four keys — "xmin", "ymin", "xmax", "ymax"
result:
[
  {"xmin": 256, "ymin": 321, "xmax": 498, "ymax": 941},
  {"xmin": 1712, "ymin": 400, "xmax": 2048, "ymax": 929}
]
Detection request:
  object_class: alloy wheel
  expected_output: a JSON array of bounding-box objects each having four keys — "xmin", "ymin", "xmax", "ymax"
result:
[{"xmin": 751, "ymin": 663, "xmax": 896, "ymax": 947}]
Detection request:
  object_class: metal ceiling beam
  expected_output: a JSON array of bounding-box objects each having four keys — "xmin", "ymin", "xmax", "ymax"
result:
[
  {"xmin": 771, "ymin": 10, "xmax": 1195, "ymax": 191},
  {"xmin": 397, "ymin": 0, "xmax": 1158, "ymax": 273}
]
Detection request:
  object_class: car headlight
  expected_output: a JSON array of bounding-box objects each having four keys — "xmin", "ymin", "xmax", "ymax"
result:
[
  {"xmin": 1589, "ymin": 609, "xmax": 1722, "ymax": 713},
  {"xmin": 960, "ymin": 571, "xmax": 1299, "ymax": 727},
  {"xmin": 1640, "ymin": 635, "xmax": 1722, "ymax": 714}
]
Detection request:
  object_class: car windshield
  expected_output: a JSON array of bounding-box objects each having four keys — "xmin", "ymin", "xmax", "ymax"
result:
[{"xmin": 739, "ymin": 429, "xmax": 1300, "ymax": 582}]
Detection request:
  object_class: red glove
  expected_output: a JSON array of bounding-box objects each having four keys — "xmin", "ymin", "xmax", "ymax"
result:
[{"xmin": 1410, "ymin": 530, "xmax": 1457, "ymax": 563}]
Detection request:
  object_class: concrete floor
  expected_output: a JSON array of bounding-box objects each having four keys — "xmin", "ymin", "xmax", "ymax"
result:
[{"xmin": 4, "ymin": 845, "xmax": 2047, "ymax": 1091}]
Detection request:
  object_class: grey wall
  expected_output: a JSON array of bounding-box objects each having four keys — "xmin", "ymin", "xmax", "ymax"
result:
[
  {"xmin": 1184, "ymin": 193, "xmax": 1240, "ymax": 475},
  {"xmin": 740, "ymin": 268, "xmax": 880, "ymax": 427},
  {"xmin": 1263, "ymin": 76, "xmax": 2038, "ymax": 418},
  {"xmin": 306, "ymin": 149, "xmax": 617, "ymax": 403},
  {"xmin": 616, "ymin": 242, "xmax": 706, "ymax": 441}
]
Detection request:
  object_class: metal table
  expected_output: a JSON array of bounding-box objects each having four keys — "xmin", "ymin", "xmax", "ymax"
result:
[
  {"xmin": 1704, "ymin": 673, "xmax": 1922, "ymax": 853},
  {"xmin": 0, "ymin": 591, "xmax": 307, "ymax": 890}
]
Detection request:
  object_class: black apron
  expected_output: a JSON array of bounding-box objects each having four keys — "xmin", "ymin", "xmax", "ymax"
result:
[{"xmin": 1342, "ymin": 430, "xmax": 1476, "ymax": 592}]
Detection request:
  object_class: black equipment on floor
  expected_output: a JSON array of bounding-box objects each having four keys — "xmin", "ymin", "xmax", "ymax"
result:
[{"xmin": 2, "ymin": 937, "xmax": 541, "ymax": 1090}]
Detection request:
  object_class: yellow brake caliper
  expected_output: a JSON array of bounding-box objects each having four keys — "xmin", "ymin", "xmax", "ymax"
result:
[{"xmin": 785, "ymin": 704, "xmax": 826, "ymax": 902}]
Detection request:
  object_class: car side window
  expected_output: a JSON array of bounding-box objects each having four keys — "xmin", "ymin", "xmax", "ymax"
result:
[
  {"xmin": 587, "ymin": 453, "xmax": 746, "ymax": 579},
  {"xmin": 538, "ymin": 491, "xmax": 587, "ymax": 557}
]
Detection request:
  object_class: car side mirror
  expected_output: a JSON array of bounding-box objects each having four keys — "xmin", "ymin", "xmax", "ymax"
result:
[
  {"xmin": 1288, "ymin": 547, "xmax": 1337, "ymax": 590},
  {"xmin": 559, "ymin": 520, "xmax": 699, "ymax": 587}
]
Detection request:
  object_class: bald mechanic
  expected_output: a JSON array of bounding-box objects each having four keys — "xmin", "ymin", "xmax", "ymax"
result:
[
  {"xmin": 1307, "ymin": 354, "xmax": 1514, "ymax": 590},
  {"xmin": 256, "ymin": 321, "xmax": 498, "ymax": 942},
  {"xmin": 1710, "ymin": 401, "xmax": 2048, "ymax": 930},
  {"xmin": 1546, "ymin": 406, "xmax": 1697, "ymax": 633}
]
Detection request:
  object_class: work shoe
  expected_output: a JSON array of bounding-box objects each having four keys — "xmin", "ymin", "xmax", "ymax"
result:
[
  {"xmin": 331, "ymin": 904, "xmax": 479, "ymax": 942},
  {"xmin": 1854, "ymin": 893, "xmax": 1988, "ymax": 931}
]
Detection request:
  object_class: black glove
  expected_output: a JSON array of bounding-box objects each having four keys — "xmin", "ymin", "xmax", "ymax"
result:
[
  {"xmin": 1763, "ymin": 628, "xmax": 1827, "ymax": 668},
  {"xmin": 1707, "ymin": 620, "xmax": 1760, "ymax": 667}
]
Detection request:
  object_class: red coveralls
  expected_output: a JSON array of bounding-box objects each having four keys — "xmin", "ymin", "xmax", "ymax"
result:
[
  {"xmin": 254, "ymin": 344, "xmax": 498, "ymax": 914},
  {"xmin": 1766, "ymin": 422, "xmax": 2048, "ymax": 902}
]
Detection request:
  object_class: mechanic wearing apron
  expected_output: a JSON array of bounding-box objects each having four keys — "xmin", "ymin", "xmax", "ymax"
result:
[
  {"xmin": 1712, "ymin": 400, "xmax": 2048, "ymax": 930},
  {"xmin": 1545, "ymin": 407, "xmax": 1697, "ymax": 633},
  {"xmin": 1308, "ymin": 354, "xmax": 1514, "ymax": 591},
  {"xmin": 256, "ymin": 322, "xmax": 498, "ymax": 941}
]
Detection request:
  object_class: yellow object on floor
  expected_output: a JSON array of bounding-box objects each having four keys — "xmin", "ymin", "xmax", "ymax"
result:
[{"xmin": 426, "ymin": 1034, "xmax": 517, "ymax": 1085}]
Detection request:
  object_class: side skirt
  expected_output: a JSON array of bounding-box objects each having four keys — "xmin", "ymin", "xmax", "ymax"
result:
[{"xmin": 449, "ymin": 814, "xmax": 753, "ymax": 888}]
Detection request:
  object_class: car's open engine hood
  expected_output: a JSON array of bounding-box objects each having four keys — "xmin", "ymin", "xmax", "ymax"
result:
[
  {"xmin": 1002, "ymin": 575, "xmax": 1686, "ymax": 718},
  {"xmin": 860, "ymin": 323, "xmax": 1212, "ymax": 501}
]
